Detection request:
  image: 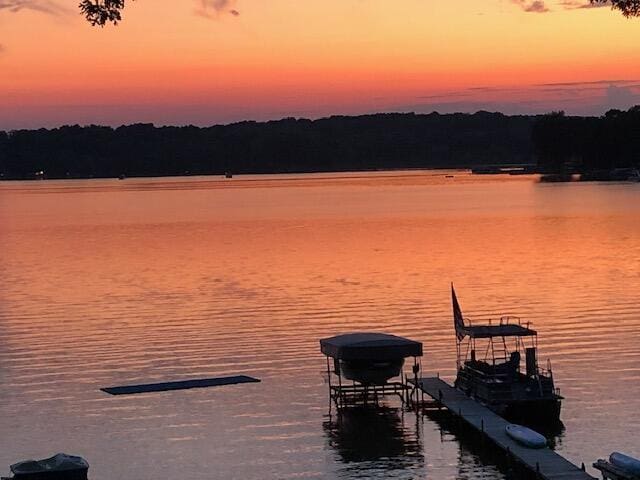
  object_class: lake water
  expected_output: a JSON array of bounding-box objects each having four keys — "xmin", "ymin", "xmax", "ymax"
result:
[{"xmin": 0, "ymin": 171, "xmax": 639, "ymax": 480}]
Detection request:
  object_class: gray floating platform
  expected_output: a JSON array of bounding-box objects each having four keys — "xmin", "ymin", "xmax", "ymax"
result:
[
  {"xmin": 101, "ymin": 375, "xmax": 260, "ymax": 396},
  {"xmin": 416, "ymin": 377, "xmax": 596, "ymax": 480}
]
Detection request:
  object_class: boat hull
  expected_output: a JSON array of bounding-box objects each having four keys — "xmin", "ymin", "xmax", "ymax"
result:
[
  {"xmin": 455, "ymin": 366, "xmax": 562, "ymax": 424},
  {"xmin": 340, "ymin": 359, "xmax": 404, "ymax": 385}
]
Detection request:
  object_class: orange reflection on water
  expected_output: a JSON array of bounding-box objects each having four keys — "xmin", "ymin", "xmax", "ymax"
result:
[{"xmin": 0, "ymin": 172, "xmax": 639, "ymax": 479}]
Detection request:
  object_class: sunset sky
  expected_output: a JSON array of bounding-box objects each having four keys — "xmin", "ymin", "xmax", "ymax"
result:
[{"xmin": 1, "ymin": 0, "xmax": 639, "ymax": 129}]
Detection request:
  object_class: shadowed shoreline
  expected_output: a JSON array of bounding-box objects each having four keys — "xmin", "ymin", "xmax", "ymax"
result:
[{"xmin": 0, "ymin": 108, "xmax": 638, "ymax": 181}]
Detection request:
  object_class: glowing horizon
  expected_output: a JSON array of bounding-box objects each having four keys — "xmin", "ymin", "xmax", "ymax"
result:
[{"xmin": 1, "ymin": 0, "xmax": 639, "ymax": 129}]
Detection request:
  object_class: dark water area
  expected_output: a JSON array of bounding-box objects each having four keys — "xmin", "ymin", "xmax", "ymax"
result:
[{"xmin": 0, "ymin": 171, "xmax": 638, "ymax": 479}]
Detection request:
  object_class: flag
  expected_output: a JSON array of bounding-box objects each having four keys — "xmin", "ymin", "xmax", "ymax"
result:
[{"xmin": 451, "ymin": 283, "xmax": 466, "ymax": 341}]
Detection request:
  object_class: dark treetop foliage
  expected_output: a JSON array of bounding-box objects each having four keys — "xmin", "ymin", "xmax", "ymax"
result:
[
  {"xmin": 532, "ymin": 106, "xmax": 640, "ymax": 174},
  {"xmin": 79, "ymin": 0, "xmax": 127, "ymax": 26},
  {"xmin": 592, "ymin": 0, "xmax": 640, "ymax": 17},
  {"xmin": 79, "ymin": 0, "xmax": 640, "ymax": 26}
]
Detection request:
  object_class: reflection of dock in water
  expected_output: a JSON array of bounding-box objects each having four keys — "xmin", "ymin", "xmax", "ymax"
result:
[
  {"xmin": 415, "ymin": 377, "xmax": 595, "ymax": 480},
  {"xmin": 323, "ymin": 406, "xmax": 424, "ymax": 476}
]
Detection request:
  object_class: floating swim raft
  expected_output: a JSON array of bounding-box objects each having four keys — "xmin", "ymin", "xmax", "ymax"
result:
[{"xmin": 101, "ymin": 375, "xmax": 260, "ymax": 396}]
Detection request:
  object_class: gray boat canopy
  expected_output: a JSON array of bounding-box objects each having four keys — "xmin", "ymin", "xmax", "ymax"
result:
[
  {"xmin": 452, "ymin": 284, "xmax": 536, "ymax": 339},
  {"xmin": 459, "ymin": 324, "xmax": 537, "ymax": 339},
  {"xmin": 320, "ymin": 333, "xmax": 423, "ymax": 360}
]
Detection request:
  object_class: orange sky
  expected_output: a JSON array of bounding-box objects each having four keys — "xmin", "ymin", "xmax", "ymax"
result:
[{"xmin": 1, "ymin": 0, "xmax": 639, "ymax": 128}]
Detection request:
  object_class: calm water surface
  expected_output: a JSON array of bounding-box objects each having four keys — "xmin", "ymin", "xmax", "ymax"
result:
[{"xmin": 0, "ymin": 171, "xmax": 639, "ymax": 479}]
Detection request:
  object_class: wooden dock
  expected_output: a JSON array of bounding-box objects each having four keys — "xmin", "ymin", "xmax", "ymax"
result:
[{"xmin": 416, "ymin": 377, "xmax": 596, "ymax": 480}]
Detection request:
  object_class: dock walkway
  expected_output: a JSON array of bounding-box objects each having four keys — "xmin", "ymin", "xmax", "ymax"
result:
[{"xmin": 417, "ymin": 377, "xmax": 595, "ymax": 480}]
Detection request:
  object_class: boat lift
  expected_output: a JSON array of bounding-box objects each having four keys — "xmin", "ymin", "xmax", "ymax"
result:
[{"xmin": 320, "ymin": 332, "xmax": 425, "ymax": 410}]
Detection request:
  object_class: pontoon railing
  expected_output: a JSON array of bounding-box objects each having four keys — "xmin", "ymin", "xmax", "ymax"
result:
[{"xmin": 462, "ymin": 315, "xmax": 533, "ymax": 330}]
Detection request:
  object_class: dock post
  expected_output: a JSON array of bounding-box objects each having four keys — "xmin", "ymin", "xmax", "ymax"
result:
[
  {"xmin": 326, "ymin": 357, "xmax": 333, "ymax": 413},
  {"xmin": 412, "ymin": 361, "xmax": 420, "ymax": 411},
  {"xmin": 337, "ymin": 370, "xmax": 343, "ymax": 409}
]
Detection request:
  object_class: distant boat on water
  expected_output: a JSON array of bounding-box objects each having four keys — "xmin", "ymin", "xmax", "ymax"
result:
[
  {"xmin": 580, "ymin": 168, "xmax": 640, "ymax": 182},
  {"xmin": 609, "ymin": 168, "xmax": 640, "ymax": 182}
]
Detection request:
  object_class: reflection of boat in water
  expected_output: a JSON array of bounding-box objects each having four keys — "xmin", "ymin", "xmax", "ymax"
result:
[
  {"xmin": 451, "ymin": 285, "xmax": 562, "ymax": 424},
  {"xmin": 323, "ymin": 407, "xmax": 423, "ymax": 466}
]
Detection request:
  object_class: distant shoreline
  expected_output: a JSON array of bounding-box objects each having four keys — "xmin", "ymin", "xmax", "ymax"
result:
[
  {"xmin": 1, "ymin": 109, "xmax": 638, "ymax": 181},
  {"xmin": 0, "ymin": 166, "xmax": 542, "ymax": 183},
  {"xmin": 0, "ymin": 112, "xmax": 536, "ymax": 181}
]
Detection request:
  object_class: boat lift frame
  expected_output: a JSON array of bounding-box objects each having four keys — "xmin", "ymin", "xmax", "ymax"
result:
[{"xmin": 324, "ymin": 355, "xmax": 425, "ymax": 411}]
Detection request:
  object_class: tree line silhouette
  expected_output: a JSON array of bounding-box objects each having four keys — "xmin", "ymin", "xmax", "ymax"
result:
[
  {"xmin": 533, "ymin": 106, "xmax": 640, "ymax": 174},
  {"xmin": 0, "ymin": 112, "xmax": 536, "ymax": 180},
  {"xmin": 0, "ymin": 108, "xmax": 638, "ymax": 180}
]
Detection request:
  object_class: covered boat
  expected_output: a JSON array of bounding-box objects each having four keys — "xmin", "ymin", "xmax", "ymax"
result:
[
  {"xmin": 610, "ymin": 452, "xmax": 640, "ymax": 476},
  {"xmin": 320, "ymin": 333, "xmax": 423, "ymax": 385},
  {"xmin": 9, "ymin": 454, "xmax": 89, "ymax": 480},
  {"xmin": 451, "ymin": 285, "xmax": 562, "ymax": 423}
]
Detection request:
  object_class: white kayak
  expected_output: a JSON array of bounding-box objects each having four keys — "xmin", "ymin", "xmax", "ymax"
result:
[
  {"xmin": 505, "ymin": 424, "xmax": 547, "ymax": 449},
  {"xmin": 610, "ymin": 452, "xmax": 640, "ymax": 476}
]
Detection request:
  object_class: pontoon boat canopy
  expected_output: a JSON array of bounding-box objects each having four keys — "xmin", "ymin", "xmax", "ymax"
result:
[
  {"xmin": 320, "ymin": 333, "xmax": 423, "ymax": 360},
  {"xmin": 459, "ymin": 324, "xmax": 537, "ymax": 339}
]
